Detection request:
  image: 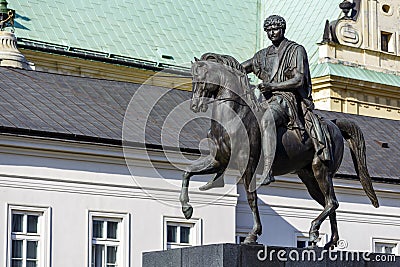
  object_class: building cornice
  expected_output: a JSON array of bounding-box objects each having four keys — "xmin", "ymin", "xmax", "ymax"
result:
[
  {"xmin": 19, "ymin": 46, "xmax": 192, "ymax": 91},
  {"xmin": 0, "ymin": 133, "xmax": 239, "ymax": 207}
]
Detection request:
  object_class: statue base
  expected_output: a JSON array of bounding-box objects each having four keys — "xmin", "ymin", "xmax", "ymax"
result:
[{"xmin": 142, "ymin": 243, "xmax": 399, "ymax": 266}]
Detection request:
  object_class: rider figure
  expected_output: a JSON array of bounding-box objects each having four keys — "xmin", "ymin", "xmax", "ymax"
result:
[{"xmin": 242, "ymin": 15, "xmax": 331, "ymax": 185}]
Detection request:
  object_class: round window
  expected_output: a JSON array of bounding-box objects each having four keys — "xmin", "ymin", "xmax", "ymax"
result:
[{"xmin": 382, "ymin": 4, "xmax": 391, "ymax": 14}]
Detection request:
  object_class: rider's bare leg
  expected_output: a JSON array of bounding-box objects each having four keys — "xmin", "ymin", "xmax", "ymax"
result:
[{"xmin": 260, "ymin": 111, "xmax": 276, "ymax": 185}]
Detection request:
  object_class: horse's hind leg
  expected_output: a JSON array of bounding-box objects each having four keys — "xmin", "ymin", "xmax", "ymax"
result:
[
  {"xmin": 298, "ymin": 167, "xmax": 339, "ymax": 249},
  {"xmin": 308, "ymin": 158, "xmax": 339, "ymax": 245},
  {"xmin": 326, "ymin": 212, "xmax": 339, "ymax": 249},
  {"xmin": 180, "ymin": 156, "xmax": 223, "ymax": 219}
]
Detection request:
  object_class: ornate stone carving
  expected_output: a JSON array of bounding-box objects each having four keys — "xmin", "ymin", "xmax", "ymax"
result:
[{"xmin": 0, "ymin": 31, "xmax": 34, "ymax": 69}]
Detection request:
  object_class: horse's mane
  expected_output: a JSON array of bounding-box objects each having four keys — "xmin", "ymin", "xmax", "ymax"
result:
[
  {"xmin": 199, "ymin": 53, "xmax": 255, "ymax": 105},
  {"xmin": 200, "ymin": 53, "xmax": 246, "ymax": 74}
]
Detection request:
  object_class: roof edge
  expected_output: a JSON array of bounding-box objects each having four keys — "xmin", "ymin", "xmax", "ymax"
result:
[
  {"xmin": 311, "ymin": 62, "xmax": 400, "ymax": 88},
  {"xmin": 334, "ymin": 173, "xmax": 400, "ymax": 185},
  {"xmin": 0, "ymin": 126, "xmax": 202, "ymax": 155},
  {"xmin": 0, "ymin": 126, "xmax": 398, "ymax": 184},
  {"xmin": 17, "ymin": 38, "xmax": 191, "ymax": 76}
]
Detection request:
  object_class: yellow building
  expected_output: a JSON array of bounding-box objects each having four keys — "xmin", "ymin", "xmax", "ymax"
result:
[{"xmin": 314, "ymin": 0, "xmax": 400, "ymax": 119}]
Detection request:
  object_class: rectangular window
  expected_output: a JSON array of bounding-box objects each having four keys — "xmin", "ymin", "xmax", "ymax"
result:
[
  {"xmin": 373, "ymin": 238, "xmax": 399, "ymax": 255},
  {"xmin": 7, "ymin": 205, "xmax": 51, "ymax": 267},
  {"xmin": 165, "ymin": 223, "xmax": 193, "ymax": 249},
  {"xmin": 381, "ymin": 31, "xmax": 395, "ymax": 53},
  {"xmin": 164, "ymin": 217, "xmax": 201, "ymax": 250},
  {"xmin": 236, "ymin": 236, "xmax": 246, "ymax": 244},
  {"xmin": 295, "ymin": 233, "xmax": 326, "ymax": 249},
  {"xmin": 375, "ymin": 243, "xmax": 396, "ymax": 254},
  {"xmin": 296, "ymin": 236, "xmax": 315, "ymax": 248},
  {"xmin": 89, "ymin": 212, "xmax": 130, "ymax": 267}
]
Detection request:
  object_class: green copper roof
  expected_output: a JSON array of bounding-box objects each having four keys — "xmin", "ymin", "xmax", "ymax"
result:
[
  {"xmin": 311, "ymin": 62, "xmax": 400, "ymax": 88},
  {"xmin": 10, "ymin": 0, "xmax": 262, "ymax": 66},
  {"xmin": 10, "ymin": 0, "xmax": 345, "ymax": 67},
  {"xmin": 265, "ymin": 0, "xmax": 343, "ymax": 64}
]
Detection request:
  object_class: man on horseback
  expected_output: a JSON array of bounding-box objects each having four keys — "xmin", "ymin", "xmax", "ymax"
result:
[{"xmin": 242, "ymin": 15, "xmax": 331, "ymax": 185}]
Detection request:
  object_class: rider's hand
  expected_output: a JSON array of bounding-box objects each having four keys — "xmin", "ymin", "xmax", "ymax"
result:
[{"xmin": 258, "ymin": 82, "xmax": 273, "ymax": 92}]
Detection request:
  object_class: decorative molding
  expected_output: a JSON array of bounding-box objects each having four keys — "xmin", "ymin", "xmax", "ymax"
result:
[
  {"xmin": 312, "ymin": 74, "xmax": 400, "ymax": 119},
  {"xmin": 262, "ymin": 176, "xmax": 400, "ymax": 197},
  {"xmin": 0, "ymin": 134, "xmax": 238, "ymax": 206},
  {"xmin": 237, "ymin": 202, "xmax": 400, "ymax": 227},
  {"xmin": 337, "ymin": 22, "xmax": 362, "ymax": 47},
  {"xmin": 0, "ymin": 171, "xmax": 238, "ymax": 206}
]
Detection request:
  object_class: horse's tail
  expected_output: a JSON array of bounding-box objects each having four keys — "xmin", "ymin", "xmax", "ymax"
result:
[{"xmin": 334, "ymin": 119, "xmax": 379, "ymax": 208}]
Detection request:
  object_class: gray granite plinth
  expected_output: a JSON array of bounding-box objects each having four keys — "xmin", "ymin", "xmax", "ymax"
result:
[{"xmin": 142, "ymin": 243, "xmax": 399, "ymax": 267}]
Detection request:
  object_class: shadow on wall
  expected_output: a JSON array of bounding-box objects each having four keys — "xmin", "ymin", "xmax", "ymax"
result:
[{"xmin": 236, "ymin": 182, "xmax": 307, "ymax": 248}]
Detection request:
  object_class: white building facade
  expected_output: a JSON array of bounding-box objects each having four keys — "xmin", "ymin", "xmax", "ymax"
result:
[{"xmin": 0, "ymin": 110, "xmax": 399, "ymax": 267}]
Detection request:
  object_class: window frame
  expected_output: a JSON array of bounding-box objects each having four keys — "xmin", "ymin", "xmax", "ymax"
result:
[
  {"xmin": 380, "ymin": 31, "xmax": 396, "ymax": 53},
  {"xmin": 235, "ymin": 233, "xmax": 248, "ymax": 244},
  {"xmin": 163, "ymin": 217, "xmax": 201, "ymax": 250},
  {"xmin": 6, "ymin": 204, "xmax": 51, "ymax": 267},
  {"xmin": 372, "ymin": 238, "xmax": 399, "ymax": 255},
  {"xmin": 87, "ymin": 211, "xmax": 130, "ymax": 267},
  {"xmin": 294, "ymin": 232, "xmax": 327, "ymax": 249}
]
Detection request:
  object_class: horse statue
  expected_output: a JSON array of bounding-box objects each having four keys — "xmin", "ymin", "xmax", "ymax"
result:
[{"xmin": 179, "ymin": 52, "xmax": 379, "ymax": 249}]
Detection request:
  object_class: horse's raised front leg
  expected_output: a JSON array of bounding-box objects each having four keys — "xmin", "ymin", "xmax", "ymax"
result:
[
  {"xmin": 309, "ymin": 158, "xmax": 339, "ymax": 245},
  {"xmin": 180, "ymin": 156, "xmax": 222, "ymax": 219}
]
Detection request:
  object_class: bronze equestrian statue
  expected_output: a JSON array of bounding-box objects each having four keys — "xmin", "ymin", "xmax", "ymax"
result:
[{"xmin": 180, "ymin": 15, "xmax": 379, "ymax": 249}]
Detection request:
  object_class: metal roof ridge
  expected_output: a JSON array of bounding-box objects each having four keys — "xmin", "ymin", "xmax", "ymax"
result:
[
  {"xmin": 1, "ymin": 65, "xmax": 165, "ymax": 87},
  {"xmin": 17, "ymin": 37, "xmax": 191, "ymax": 74},
  {"xmin": 311, "ymin": 61, "xmax": 400, "ymax": 89}
]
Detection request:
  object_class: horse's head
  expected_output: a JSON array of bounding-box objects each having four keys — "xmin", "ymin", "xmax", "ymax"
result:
[{"xmin": 190, "ymin": 58, "xmax": 220, "ymax": 113}]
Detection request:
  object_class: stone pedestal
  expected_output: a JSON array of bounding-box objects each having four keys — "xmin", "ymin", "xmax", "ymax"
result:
[{"xmin": 143, "ymin": 243, "xmax": 399, "ymax": 267}]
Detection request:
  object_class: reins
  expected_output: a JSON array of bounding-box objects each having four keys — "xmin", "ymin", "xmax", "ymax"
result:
[{"xmin": 203, "ymin": 92, "xmax": 251, "ymax": 107}]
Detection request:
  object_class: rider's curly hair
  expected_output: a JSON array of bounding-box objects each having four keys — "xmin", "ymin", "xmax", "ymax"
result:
[{"xmin": 263, "ymin": 15, "xmax": 286, "ymax": 31}]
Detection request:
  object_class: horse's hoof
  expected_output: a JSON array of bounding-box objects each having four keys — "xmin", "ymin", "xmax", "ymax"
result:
[
  {"xmin": 323, "ymin": 242, "xmax": 335, "ymax": 250},
  {"xmin": 260, "ymin": 173, "xmax": 275, "ymax": 186},
  {"xmin": 307, "ymin": 242, "xmax": 317, "ymax": 249},
  {"xmin": 323, "ymin": 237, "xmax": 338, "ymax": 250},
  {"xmin": 243, "ymin": 233, "xmax": 258, "ymax": 244},
  {"xmin": 309, "ymin": 231, "xmax": 319, "ymax": 243},
  {"xmin": 182, "ymin": 205, "xmax": 193, "ymax": 219}
]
